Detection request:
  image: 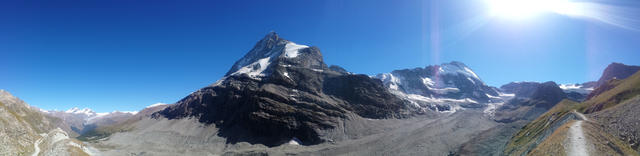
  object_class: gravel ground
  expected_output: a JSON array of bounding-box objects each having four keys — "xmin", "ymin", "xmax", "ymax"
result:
[{"xmin": 89, "ymin": 109, "xmax": 500, "ymax": 156}]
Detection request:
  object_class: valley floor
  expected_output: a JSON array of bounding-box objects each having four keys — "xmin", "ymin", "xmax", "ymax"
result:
[{"xmin": 86, "ymin": 109, "xmax": 500, "ymax": 156}]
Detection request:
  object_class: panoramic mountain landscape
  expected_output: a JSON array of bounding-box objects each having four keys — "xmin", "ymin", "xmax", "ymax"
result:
[
  {"xmin": 3, "ymin": 32, "xmax": 640, "ymax": 155},
  {"xmin": 3, "ymin": 0, "xmax": 640, "ymax": 155}
]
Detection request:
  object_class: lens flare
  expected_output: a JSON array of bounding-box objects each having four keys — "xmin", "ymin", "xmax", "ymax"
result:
[
  {"xmin": 487, "ymin": 0, "xmax": 575, "ymax": 19},
  {"xmin": 486, "ymin": 0, "xmax": 640, "ymax": 31}
]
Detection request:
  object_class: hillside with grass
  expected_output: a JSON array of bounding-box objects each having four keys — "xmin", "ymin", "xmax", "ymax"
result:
[{"xmin": 504, "ymin": 71, "xmax": 640, "ymax": 156}]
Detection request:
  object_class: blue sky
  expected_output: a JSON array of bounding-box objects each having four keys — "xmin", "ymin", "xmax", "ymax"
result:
[{"xmin": 1, "ymin": 0, "xmax": 640, "ymax": 112}]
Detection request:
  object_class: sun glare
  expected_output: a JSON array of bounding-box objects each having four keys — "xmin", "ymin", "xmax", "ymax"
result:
[{"xmin": 487, "ymin": 0, "xmax": 580, "ymax": 19}]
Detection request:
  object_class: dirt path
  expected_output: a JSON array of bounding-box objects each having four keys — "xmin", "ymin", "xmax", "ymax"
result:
[
  {"xmin": 573, "ymin": 110, "xmax": 588, "ymax": 121},
  {"xmin": 31, "ymin": 134, "xmax": 45, "ymax": 156},
  {"xmin": 566, "ymin": 110, "xmax": 590, "ymax": 156}
]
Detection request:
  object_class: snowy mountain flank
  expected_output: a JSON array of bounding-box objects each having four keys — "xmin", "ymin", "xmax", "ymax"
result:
[{"xmin": 374, "ymin": 61, "xmax": 507, "ymax": 113}]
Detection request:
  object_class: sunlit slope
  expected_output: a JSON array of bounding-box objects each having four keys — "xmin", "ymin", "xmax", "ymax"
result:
[
  {"xmin": 528, "ymin": 119, "xmax": 636, "ymax": 156},
  {"xmin": 591, "ymin": 95, "xmax": 640, "ymax": 152},
  {"xmin": 504, "ymin": 71, "xmax": 640, "ymax": 156},
  {"xmin": 0, "ymin": 90, "xmax": 91, "ymax": 156},
  {"xmin": 503, "ymin": 99, "xmax": 579, "ymax": 155}
]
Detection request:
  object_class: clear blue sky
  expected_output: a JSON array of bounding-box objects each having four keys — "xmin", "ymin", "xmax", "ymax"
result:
[{"xmin": 1, "ymin": 0, "xmax": 640, "ymax": 112}]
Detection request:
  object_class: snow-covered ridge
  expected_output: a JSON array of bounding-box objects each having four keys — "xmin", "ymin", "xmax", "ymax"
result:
[
  {"xmin": 146, "ymin": 102, "xmax": 168, "ymax": 108},
  {"xmin": 42, "ymin": 107, "xmax": 140, "ymax": 124},
  {"xmin": 42, "ymin": 102, "xmax": 166, "ymax": 117},
  {"xmin": 65, "ymin": 107, "xmax": 95, "ymax": 116}
]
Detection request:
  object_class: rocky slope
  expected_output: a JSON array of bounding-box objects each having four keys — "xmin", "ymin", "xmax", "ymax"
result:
[
  {"xmin": 493, "ymin": 81, "xmax": 567, "ymax": 123},
  {"xmin": 0, "ymin": 90, "xmax": 92, "ymax": 156}
]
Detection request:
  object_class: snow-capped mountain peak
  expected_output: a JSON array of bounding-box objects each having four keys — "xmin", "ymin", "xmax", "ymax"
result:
[
  {"xmin": 437, "ymin": 61, "xmax": 481, "ymax": 80},
  {"xmin": 374, "ymin": 61, "xmax": 500, "ymax": 113},
  {"xmin": 225, "ymin": 32, "xmax": 314, "ymax": 80}
]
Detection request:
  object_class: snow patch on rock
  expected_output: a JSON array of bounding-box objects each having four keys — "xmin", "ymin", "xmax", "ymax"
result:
[
  {"xmin": 230, "ymin": 57, "xmax": 272, "ymax": 79},
  {"xmin": 284, "ymin": 42, "xmax": 308, "ymax": 58},
  {"xmin": 287, "ymin": 137, "xmax": 303, "ymax": 145},
  {"xmin": 483, "ymin": 92, "xmax": 515, "ymax": 117}
]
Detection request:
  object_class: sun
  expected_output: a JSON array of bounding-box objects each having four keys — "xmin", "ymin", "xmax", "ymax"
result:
[{"xmin": 486, "ymin": 0, "xmax": 578, "ymax": 19}]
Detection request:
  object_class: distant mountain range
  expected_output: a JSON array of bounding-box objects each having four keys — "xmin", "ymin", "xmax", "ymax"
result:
[
  {"xmin": 2, "ymin": 32, "xmax": 639, "ymax": 156},
  {"xmin": 42, "ymin": 107, "xmax": 137, "ymax": 137},
  {"xmin": 0, "ymin": 90, "xmax": 95, "ymax": 155}
]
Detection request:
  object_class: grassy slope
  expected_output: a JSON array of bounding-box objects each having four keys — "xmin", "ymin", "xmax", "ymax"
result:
[
  {"xmin": 528, "ymin": 120, "xmax": 637, "ymax": 156},
  {"xmin": 527, "ymin": 120, "xmax": 571, "ymax": 156},
  {"xmin": 504, "ymin": 71, "xmax": 640, "ymax": 156},
  {"xmin": 503, "ymin": 100, "xmax": 578, "ymax": 156},
  {"xmin": 77, "ymin": 117, "xmax": 138, "ymax": 141}
]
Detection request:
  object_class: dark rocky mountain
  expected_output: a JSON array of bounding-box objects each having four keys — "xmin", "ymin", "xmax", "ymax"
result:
[
  {"xmin": 529, "ymin": 82, "xmax": 567, "ymax": 109},
  {"xmin": 595, "ymin": 62, "xmax": 640, "ymax": 87},
  {"xmin": 494, "ymin": 81, "xmax": 567, "ymax": 123},
  {"xmin": 500, "ymin": 81, "xmax": 542, "ymax": 98},
  {"xmin": 156, "ymin": 32, "xmax": 415, "ymax": 146},
  {"xmin": 584, "ymin": 63, "xmax": 640, "ymax": 100}
]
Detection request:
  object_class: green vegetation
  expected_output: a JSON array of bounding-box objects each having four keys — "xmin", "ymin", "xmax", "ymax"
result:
[
  {"xmin": 527, "ymin": 120, "xmax": 572, "ymax": 156},
  {"xmin": 77, "ymin": 115, "xmax": 139, "ymax": 141},
  {"xmin": 503, "ymin": 100, "xmax": 578, "ymax": 156},
  {"xmin": 77, "ymin": 124, "xmax": 130, "ymax": 141}
]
